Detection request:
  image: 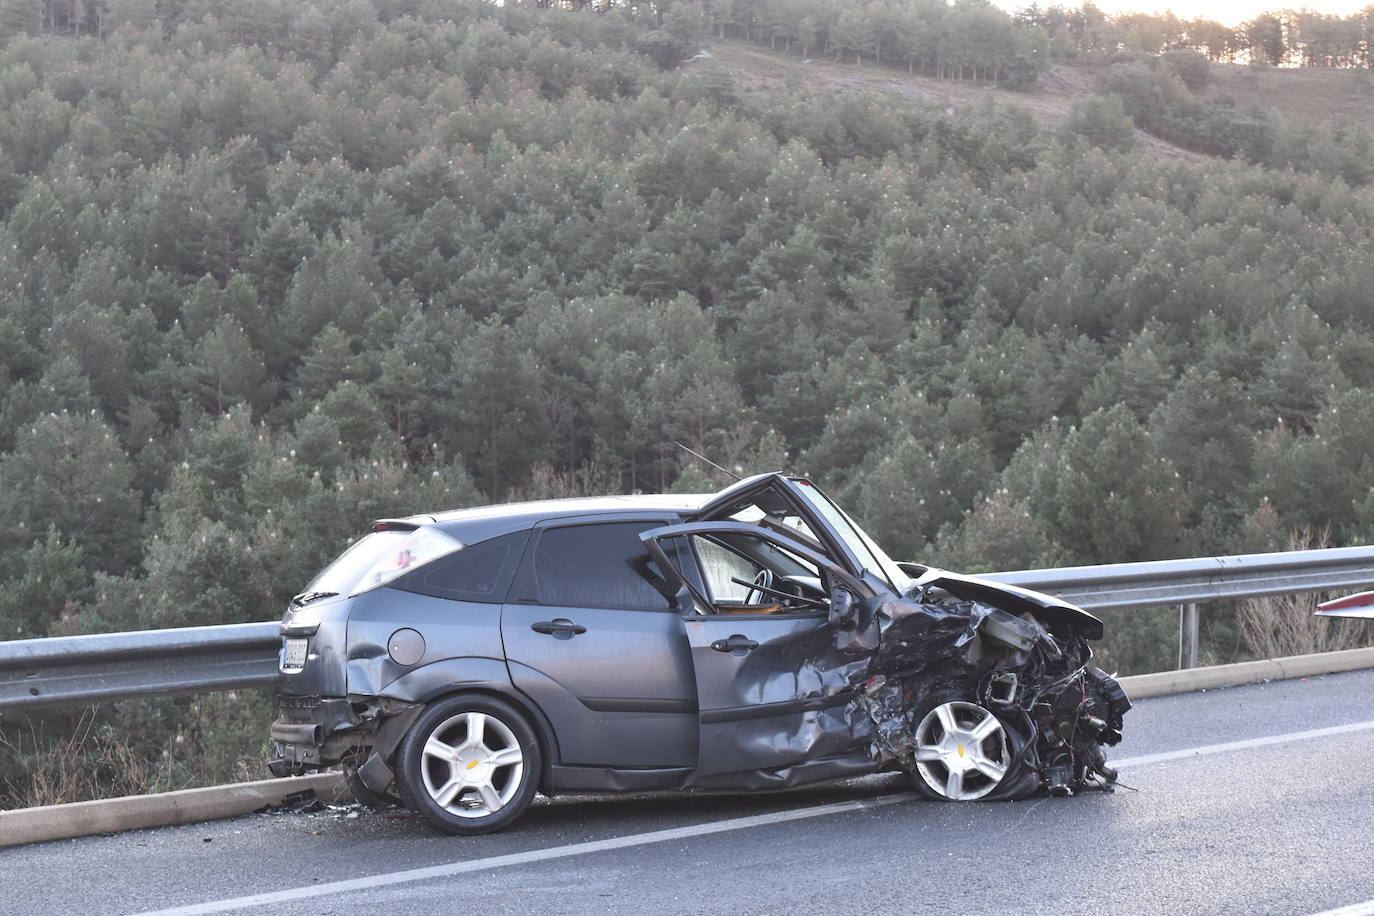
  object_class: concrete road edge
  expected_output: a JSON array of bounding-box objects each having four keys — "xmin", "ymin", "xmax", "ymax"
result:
[
  {"xmin": 1117, "ymin": 645, "xmax": 1374, "ymax": 699},
  {"xmin": 4, "ymin": 645, "xmax": 1373, "ymax": 847},
  {"xmin": 0, "ymin": 771, "xmax": 345, "ymax": 848}
]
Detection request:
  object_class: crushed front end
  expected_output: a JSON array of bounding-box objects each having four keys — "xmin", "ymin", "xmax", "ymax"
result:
[{"xmin": 853, "ymin": 574, "xmax": 1130, "ymax": 800}]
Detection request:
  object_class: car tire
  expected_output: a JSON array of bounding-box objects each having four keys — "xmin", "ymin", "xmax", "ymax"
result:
[
  {"xmin": 394, "ymin": 694, "xmax": 542, "ymax": 835},
  {"xmin": 908, "ymin": 688, "xmax": 1017, "ymax": 802}
]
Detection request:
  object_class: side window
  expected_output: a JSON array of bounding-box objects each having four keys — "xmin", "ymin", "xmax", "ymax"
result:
[
  {"xmin": 392, "ymin": 531, "xmax": 528, "ymax": 603},
  {"xmin": 694, "ymin": 536, "xmax": 761, "ymax": 602},
  {"xmin": 689, "ymin": 532, "xmax": 823, "ymax": 610},
  {"xmin": 532, "ymin": 522, "xmax": 671, "ymax": 610}
]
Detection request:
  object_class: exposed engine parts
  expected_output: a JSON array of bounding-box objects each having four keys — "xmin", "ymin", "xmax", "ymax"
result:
[{"xmin": 857, "ymin": 597, "xmax": 1130, "ymax": 801}]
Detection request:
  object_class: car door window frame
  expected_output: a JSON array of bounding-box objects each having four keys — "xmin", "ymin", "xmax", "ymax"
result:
[
  {"xmin": 688, "ymin": 474, "xmax": 868, "ymax": 582},
  {"xmin": 391, "ymin": 529, "xmax": 529, "ymax": 604},
  {"xmin": 640, "ymin": 521, "xmax": 875, "ymax": 620},
  {"xmin": 686, "ymin": 532, "xmax": 825, "ymax": 618},
  {"xmin": 508, "ymin": 515, "xmax": 683, "ymax": 612}
]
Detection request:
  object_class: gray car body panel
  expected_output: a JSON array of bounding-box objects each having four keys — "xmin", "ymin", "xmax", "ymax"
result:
[
  {"xmin": 345, "ymin": 589, "xmax": 508, "ymax": 697},
  {"xmin": 278, "ymin": 596, "xmax": 351, "ymax": 698},
  {"xmin": 637, "ymin": 519, "xmax": 882, "ymax": 785},
  {"xmin": 272, "ymin": 474, "xmax": 1127, "ymax": 799},
  {"xmin": 500, "ymin": 512, "xmax": 699, "ymax": 769}
]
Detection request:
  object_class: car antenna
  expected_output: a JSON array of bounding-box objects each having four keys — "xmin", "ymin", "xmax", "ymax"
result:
[{"xmin": 675, "ymin": 442, "xmax": 742, "ymax": 482}]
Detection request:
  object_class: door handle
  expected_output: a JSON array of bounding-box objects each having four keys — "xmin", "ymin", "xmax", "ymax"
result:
[
  {"xmin": 531, "ymin": 618, "xmax": 587, "ymax": 638},
  {"xmin": 710, "ymin": 635, "xmax": 759, "ymax": 653}
]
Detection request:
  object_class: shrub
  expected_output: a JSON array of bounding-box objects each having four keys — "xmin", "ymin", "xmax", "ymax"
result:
[{"xmin": 1062, "ymin": 93, "xmax": 1136, "ymax": 152}]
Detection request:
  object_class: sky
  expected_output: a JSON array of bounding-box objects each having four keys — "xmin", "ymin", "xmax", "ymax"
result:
[{"xmin": 995, "ymin": 1, "xmax": 1372, "ymax": 27}]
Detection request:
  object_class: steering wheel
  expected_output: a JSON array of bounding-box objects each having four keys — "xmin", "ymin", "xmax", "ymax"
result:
[{"xmin": 744, "ymin": 569, "xmax": 774, "ymax": 605}]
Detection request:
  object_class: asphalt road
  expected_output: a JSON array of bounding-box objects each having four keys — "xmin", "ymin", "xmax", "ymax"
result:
[{"xmin": 4, "ymin": 670, "xmax": 1374, "ymax": 916}]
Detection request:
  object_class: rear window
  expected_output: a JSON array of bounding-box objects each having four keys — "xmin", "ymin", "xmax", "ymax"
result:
[
  {"xmin": 304, "ymin": 530, "xmax": 411, "ymax": 597},
  {"xmin": 393, "ymin": 531, "xmax": 527, "ymax": 603}
]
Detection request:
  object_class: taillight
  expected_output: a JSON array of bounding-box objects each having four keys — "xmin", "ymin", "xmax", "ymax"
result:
[{"xmin": 371, "ymin": 520, "xmax": 420, "ymax": 533}]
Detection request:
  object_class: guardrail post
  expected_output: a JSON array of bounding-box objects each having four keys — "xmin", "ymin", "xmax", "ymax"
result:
[{"xmin": 1178, "ymin": 603, "xmax": 1199, "ymax": 669}]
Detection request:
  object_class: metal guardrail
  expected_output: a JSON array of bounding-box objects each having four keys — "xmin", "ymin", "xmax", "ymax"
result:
[
  {"xmin": 2, "ymin": 545, "xmax": 1373, "ymax": 713},
  {"xmin": 981, "ymin": 545, "xmax": 1374, "ymax": 669},
  {"xmin": 980, "ymin": 546, "xmax": 1374, "ymax": 610},
  {"xmin": 0, "ymin": 622, "xmax": 279, "ymax": 712}
]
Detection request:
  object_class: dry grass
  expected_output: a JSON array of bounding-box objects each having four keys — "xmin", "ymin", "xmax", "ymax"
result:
[
  {"xmin": 1237, "ymin": 528, "xmax": 1374, "ymax": 660},
  {"xmin": 1, "ymin": 710, "xmax": 158, "ymax": 808},
  {"xmin": 699, "ymin": 41, "xmax": 1204, "ymax": 162},
  {"xmin": 1204, "ymin": 63, "xmax": 1374, "ymax": 133},
  {"xmin": 0, "ymin": 691, "xmax": 276, "ymax": 810},
  {"xmin": 701, "ymin": 41, "xmax": 1374, "ymax": 164}
]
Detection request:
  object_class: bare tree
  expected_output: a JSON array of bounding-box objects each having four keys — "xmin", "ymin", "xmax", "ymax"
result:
[{"xmin": 1237, "ymin": 527, "xmax": 1374, "ymax": 659}]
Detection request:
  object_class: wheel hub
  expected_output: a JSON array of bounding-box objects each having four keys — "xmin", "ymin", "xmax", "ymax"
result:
[
  {"xmin": 456, "ymin": 749, "xmax": 492, "ymax": 782},
  {"xmin": 419, "ymin": 711, "xmax": 525, "ymax": 817}
]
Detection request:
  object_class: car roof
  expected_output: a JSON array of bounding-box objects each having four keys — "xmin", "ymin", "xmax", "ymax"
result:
[{"xmin": 417, "ymin": 493, "xmax": 713, "ymax": 544}]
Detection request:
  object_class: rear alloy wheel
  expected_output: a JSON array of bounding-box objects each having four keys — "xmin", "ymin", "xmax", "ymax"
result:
[
  {"xmin": 395, "ymin": 694, "xmax": 540, "ymax": 834},
  {"xmin": 911, "ymin": 698, "xmax": 1010, "ymax": 801}
]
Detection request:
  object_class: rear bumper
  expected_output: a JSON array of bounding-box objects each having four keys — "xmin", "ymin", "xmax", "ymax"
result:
[{"xmin": 268, "ymin": 695, "xmax": 369, "ymax": 775}]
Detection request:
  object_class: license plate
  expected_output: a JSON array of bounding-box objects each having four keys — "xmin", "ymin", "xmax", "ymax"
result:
[{"xmin": 281, "ymin": 638, "xmax": 308, "ymax": 671}]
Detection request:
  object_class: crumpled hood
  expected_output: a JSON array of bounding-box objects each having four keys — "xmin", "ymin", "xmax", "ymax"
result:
[{"xmin": 905, "ymin": 567, "xmax": 1104, "ymax": 641}]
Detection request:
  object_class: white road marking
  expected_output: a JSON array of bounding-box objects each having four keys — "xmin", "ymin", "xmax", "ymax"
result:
[
  {"xmin": 132, "ymin": 794, "xmax": 914, "ymax": 915},
  {"xmin": 133, "ymin": 718, "xmax": 1374, "ymax": 916},
  {"xmin": 1304, "ymin": 901, "xmax": 1374, "ymax": 916},
  {"xmin": 1111, "ymin": 720, "xmax": 1374, "ymax": 769}
]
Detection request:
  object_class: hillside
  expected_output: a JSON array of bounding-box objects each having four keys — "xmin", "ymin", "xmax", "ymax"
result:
[
  {"xmin": 1203, "ymin": 62, "xmax": 1374, "ymax": 131},
  {"xmin": 3, "ymin": 1, "xmax": 1374, "ymax": 804},
  {"xmin": 701, "ymin": 40, "xmax": 1107, "ymax": 126},
  {"xmin": 701, "ymin": 40, "xmax": 1374, "ymax": 164}
]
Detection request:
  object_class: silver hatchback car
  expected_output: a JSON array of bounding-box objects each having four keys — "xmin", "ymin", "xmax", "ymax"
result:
[{"xmin": 270, "ymin": 473, "xmax": 1129, "ymax": 834}]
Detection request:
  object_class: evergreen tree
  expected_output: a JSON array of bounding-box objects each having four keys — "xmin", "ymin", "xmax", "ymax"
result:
[
  {"xmin": 0, "ymin": 0, "xmax": 40, "ymax": 43},
  {"xmin": 831, "ymin": 8, "xmax": 869, "ymax": 63},
  {"xmin": 0, "ymin": 411, "xmax": 141, "ymax": 575},
  {"xmin": 105, "ymin": 0, "xmax": 157, "ymax": 32},
  {"xmin": 1062, "ymin": 94, "xmax": 1135, "ymax": 152},
  {"xmin": 318, "ymin": 381, "xmax": 390, "ymax": 459},
  {"xmin": 931, "ymin": 488, "xmax": 1065, "ymax": 573},
  {"xmin": 1052, "ymin": 406, "xmax": 1190, "ymax": 563},
  {"xmin": 192, "ymin": 317, "xmax": 269, "ymax": 415},
  {"xmin": 1148, "ymin": 368, "xmax": 1254, "ymax": 516},
  {"xmin": 0, "ymin": 527, "xmax": 89, "ymax": 639},
  {"xmin": 374, "ymin": 345, "xmax": 426, "ymax": 444},
  {"xmin": 292, "ymin": 324, "xmax": 358, "ymax": 405},
  {"xmin": 441, "ymin": 318, "xmax": 551, "ymax": 496}
]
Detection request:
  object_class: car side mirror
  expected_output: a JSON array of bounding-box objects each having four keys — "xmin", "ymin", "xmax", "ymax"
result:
[{"xmin": 828, "ymin": 587, "xmax": 856, "ymax": 629}]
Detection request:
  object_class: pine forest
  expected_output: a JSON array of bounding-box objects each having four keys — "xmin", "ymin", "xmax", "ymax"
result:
[{"xmin": 1, "ymin": 0, "xmax": 1374, "ymax": 803}]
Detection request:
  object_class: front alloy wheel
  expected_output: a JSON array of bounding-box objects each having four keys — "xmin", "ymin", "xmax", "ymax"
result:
[
  {"xmin": 912, "ymin": 699, "xmax": 1010, "ymax": 801},
  {"xmin": 396, "ymin": 695, "xmax": 540, "ymax": 834}
]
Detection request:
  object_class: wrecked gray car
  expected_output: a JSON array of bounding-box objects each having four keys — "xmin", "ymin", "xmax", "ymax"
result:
[{"xmin": 270, "ymin": 473, "xmax": 1129, "ymax": 834}]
